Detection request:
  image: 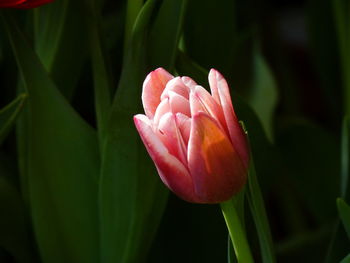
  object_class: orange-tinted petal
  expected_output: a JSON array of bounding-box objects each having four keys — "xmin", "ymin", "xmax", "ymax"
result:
[
  {"xmin": 187, "ymin": 112, "xmax": 246, "ymax": 203},
  {"xmin": 142, "ymin": 68, "xmax": 173, "ymax": 118},
  {"xmin": 208, "ymin": 69, "xmax": 249, "ymax": 168}
]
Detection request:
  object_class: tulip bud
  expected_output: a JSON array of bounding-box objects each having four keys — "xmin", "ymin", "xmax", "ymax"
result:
[{"xmin": 134, "ymin": 68, "xmax": 249, "ymax": 203}]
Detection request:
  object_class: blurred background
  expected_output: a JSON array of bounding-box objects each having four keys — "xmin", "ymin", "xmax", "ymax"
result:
[{"xmin": 0, "ymin": 0, "xmax": 349, "ymax": 262}]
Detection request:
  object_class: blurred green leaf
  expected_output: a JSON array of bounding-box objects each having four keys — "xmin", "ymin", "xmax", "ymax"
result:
[
  {"xmin": 34, "ymin": 0, "xmax": 88, "ymax": 99},
  {"xmin": 332, "ymin": 0, "xmax": 350, "ymax": 116},
  {"xmin": 85, "ymin": 0, "xmax": 112, "ymax": 146},
  {"xmin": 2, "ymin": 12, "xmax": 99, "ymax": 263},
  {"xmin": 99, "ymin": 0, "xmax": 186, "ymax": 262},
  {"xmin": 247, "ymin": 155, "xmax": 276, "ymax": 263},
  {"xmin": 0, "ymin": 93, "xmax": 26, "ymax": 144},
  {"xmin": 248, "ymin": 49, "xmax": 278, "ymax": 141},
  {"xmin": 147, "ymin": 0, "xmax": 186, "ymax": 69},
  {"xmin": 325, "ymin": 117, "xmax": 350, "ymax": 263},
  {"xmin": 124, "ymin": 0, "xmax": 143, "ymax": 53},
  {"xmin": 338, "ymin": 198, "xmax": 350, "ymax": 240},
  {"xmin": 0, "ymin": 176, "xmax": 36, "ymax": 263},
  {"xmin": 340, "ymin": 253, "xmax": 350, "ymax": 263}
]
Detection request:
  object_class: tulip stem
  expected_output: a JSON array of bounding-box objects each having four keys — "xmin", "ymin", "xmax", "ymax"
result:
[{"xmin": 221, "ymin": 200, "xmax": 255, "ymax": 263}]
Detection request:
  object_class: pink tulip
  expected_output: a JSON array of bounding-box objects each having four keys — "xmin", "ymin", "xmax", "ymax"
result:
[{"xmin": 134, "ymin": 68, "xmax": 249, "ymax": 203}]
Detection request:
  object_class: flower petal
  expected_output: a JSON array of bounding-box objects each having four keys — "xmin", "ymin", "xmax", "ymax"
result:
[
  {"xmin": 187, "ymin": 112, "xmax": 246, "ymax": 203},
  {"xmin": 142, "ymin": 68, "xmax": 173, "ymax": 118},
  {"xmin": 153, "ymin": 98, "xmax": 171, "ymax": 128},
  {"xmin": 208, "ymin": 69, "xmax": 249, "ymax": 168},
  {"xmin": 168, "ymin": 91, "xmax": 191, "ymax": 117},
  {"xmin": 175, "ymin": 113, "xmax": 191, "ymax": 145},
  {"xmin": 193, "ymin": 85, "xmax": 228, "ymax": 135},
  {"xmin": 157, "ymin": 112, "xmax": 187, "ymax": 165},
  {"xmin": 182, "ymin": 76, "xmax": 197, "ymax": 89},
  {"xmin": 161, "ymin": 77, "xmax": 190, "ymax": 100},
  {"xmin": 189, "ymin": 86, "xmax": 207, "ymax": 116},
  {"xmin": 134, "ymin": 114, "xmax": 197, "ymax": 202}
]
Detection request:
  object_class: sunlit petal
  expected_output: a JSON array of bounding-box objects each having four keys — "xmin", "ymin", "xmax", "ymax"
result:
[{"xmin": 187, "ymin": 112, "xmax": 246, "ymax": 203}]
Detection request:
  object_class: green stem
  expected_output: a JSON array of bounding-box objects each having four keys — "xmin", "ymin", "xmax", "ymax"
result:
[{"xmin": 220, "ymin": 200, "xmax": 254, "ymax": 263}]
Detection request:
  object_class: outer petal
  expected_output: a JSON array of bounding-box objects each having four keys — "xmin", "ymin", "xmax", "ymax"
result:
[
  {"xmin": 208, "ymin": 69, "xmax": 249, "ymax": 168},
  {"xmin": 133, "ymin": 114, "xmax": 198, "ymax": 202},
  {"xmin": 187, "ymin": 112, "xmax": 246, "ymax": 203},
  {"xmin": 142, "ymin": 68, "xmax": 173, "ymax": 118}
]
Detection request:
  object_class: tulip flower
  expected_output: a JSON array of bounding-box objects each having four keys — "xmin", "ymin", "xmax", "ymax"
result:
[
  {"xmin": 0, "ymin": 0, "xmax": 52, "ymax": 8},
  {"xmin": 134, "ymin": 68, "xmax": 249, "ymax": 204}
]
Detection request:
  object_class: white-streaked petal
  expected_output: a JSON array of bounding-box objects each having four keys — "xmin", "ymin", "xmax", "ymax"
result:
[
  {"xmin": 142, "ymin": 68, "xmax": 173, "ymax": 118},
  {"xmin": 157, "ymin": 112, "xmax": 188, "ymax": 165},
  {"xmin": 133, "ymin": 114, "xmax": 198, "ymax": 202}
]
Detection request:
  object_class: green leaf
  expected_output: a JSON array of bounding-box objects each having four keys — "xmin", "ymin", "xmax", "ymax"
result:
[
  {"xmin": 248, "ymin": 49, "xmax": 278, "ymax": 141},
  {"xmin": 124, "ymin": 0, "xmax": 143, "ymax": 53},
  {"xmin": 247, "ymin": 155, "xmax": 276, "ymax": 263},
  {"xmin": 99, "ymin": 0, "xmax": 186, "ymax": 262},
  {"xmin": 0, "ymin": 175, "xmax": 37, "ymax": 263},
  {"xmin": 2, "ymin": 12, "xmax": 99, "ymax": 263},
  {"xmin": 85, "ymin": 0, "xmax": 112, "ymax": 146},
  {"xmin": 227, "ymin": 235, "xmax": 237, "ymax": 263},
  {"xmin": 34, "ymin": 0, "xmax": 88, "ymax": 99},
  {"xmin": 325, "ymin": 117, "xmax": 350, "ymax": 263},
  {"xmin": 0, "ymin": 93, "xmax": 26, "ymax": 144},
  {"xmin": 338, "ymin": 198, "xmax": 350, "ymax": 240},
  {"xmin": 147, "ymin": 0, "xmax": 187, "ymax": 69},
  {"xmin": 340, "ymin": 253, "xmax": 350, "ymax": 263}
]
